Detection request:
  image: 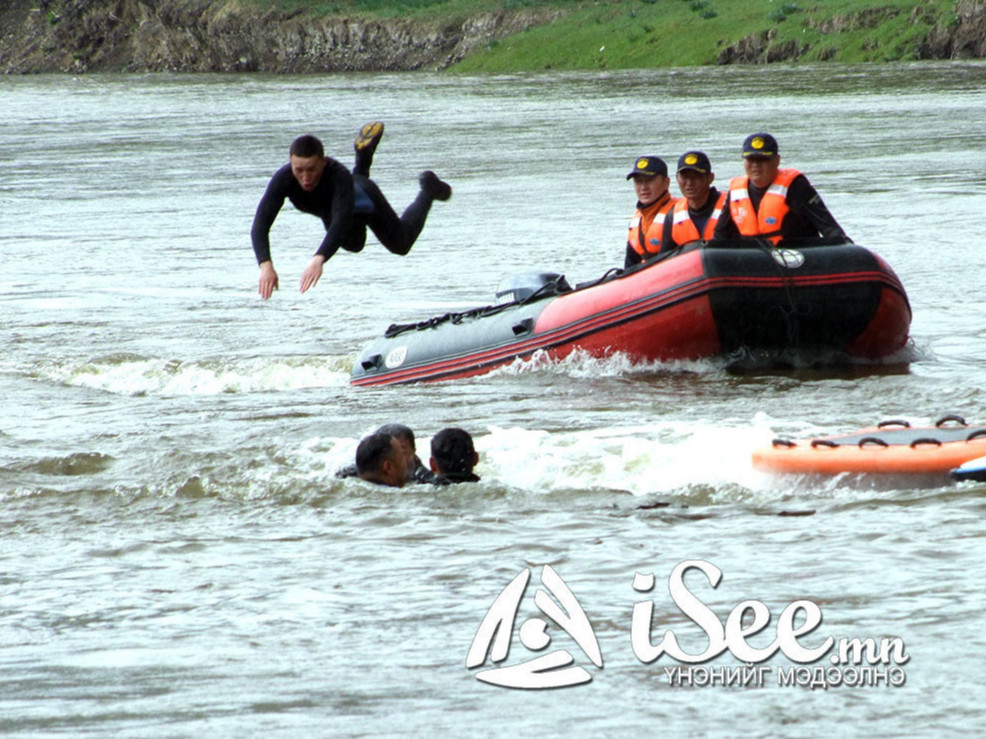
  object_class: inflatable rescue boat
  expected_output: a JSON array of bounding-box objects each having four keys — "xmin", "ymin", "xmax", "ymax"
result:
[
  {"xmin": 351, "ymin": 240, "xmax": 911, "ymax": 387},
  {"xmin": 753, "ymin": 415, "xmax": 986, "ymax": 476}
]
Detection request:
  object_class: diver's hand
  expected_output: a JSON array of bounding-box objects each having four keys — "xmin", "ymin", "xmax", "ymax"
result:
[
  {"xmin": 300, "ymin": 255, "xmax": 325, "ymax": 294},
  {"xmin": 258, "ymin": 261, "xmax": 279, "ymax": 300}
]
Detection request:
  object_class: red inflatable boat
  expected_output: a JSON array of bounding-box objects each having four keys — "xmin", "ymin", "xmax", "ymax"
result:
[{"xmin": 351, "ymin": 240, "xmax": 911, "ymax": 387}]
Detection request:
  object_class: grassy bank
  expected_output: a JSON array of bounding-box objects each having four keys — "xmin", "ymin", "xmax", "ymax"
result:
[{"xmin": 243, "ymin": 0, "xmax": 957, "ymax": 70}]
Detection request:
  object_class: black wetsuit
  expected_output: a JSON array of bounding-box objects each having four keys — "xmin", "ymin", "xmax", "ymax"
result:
[
  {"xmin": 713, "ymin": 174, "xmax": 849, "ymax": 243},
  {"xmin": 251, "ymin": 159, "xmax": 435, "ymax": 265},
  {"xmin": 432, "ymin": 471, "xmax": 481, "ymax": 486}
]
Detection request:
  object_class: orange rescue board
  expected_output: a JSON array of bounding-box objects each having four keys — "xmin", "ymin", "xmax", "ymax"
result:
[{"xmin": 753, "ymin": 417, "xmax": 986, "ymax": 475}]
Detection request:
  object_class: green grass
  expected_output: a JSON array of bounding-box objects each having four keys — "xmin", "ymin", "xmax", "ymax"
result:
[{"xmin": 236, "ymin": 0, "xmax": 957, "ymax": 68}]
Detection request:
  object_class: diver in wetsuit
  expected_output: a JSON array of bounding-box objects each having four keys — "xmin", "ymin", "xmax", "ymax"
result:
[
  {"xmin": 429, "ymin": 427, "xmax": 481, "ymax": 485},
  {"xmin": 250, "ymin": 123, "xmax": 452, "ymax": 299},
  {"xmin": 336, "ymin": 423, "xmax": 437, "ymax": 485}
]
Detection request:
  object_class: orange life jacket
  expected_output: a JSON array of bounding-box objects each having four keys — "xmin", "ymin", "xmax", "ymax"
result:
[
  {"xmin": 670, "ymin": 190, "xmax": 728, "ymax": 245},
  {"xmin": 727, "ymin": 168, "xmax": 801, "ymax": 245},
  {"xmin": 628, "ymin": 191, "xmax": 675, "ymax": 258}
]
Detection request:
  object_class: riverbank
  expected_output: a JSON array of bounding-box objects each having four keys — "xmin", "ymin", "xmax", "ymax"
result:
[{"xmin": 1, "ymin": 0, "xmax": 984, "ymax": 73}]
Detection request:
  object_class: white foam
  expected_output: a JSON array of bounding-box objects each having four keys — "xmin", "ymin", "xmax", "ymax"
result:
[
  {"xmin": 41, "ymin": 355, "xmax": 352, "ymax": 396},
  {"xmin": 490, "ymin": 348, "xmax": 723, "ymax": 379},
  {"xmin": 474, "ymin": 419, "xmax": 784, "ymax": 499}
]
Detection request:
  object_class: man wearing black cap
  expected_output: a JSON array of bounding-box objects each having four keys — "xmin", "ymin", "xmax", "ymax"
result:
[
  {"xmin": 624, "ymin": 155, "xmax": 678, "ymax": 269},
  {"xmin": 659, "ymin": 151, "xmax": 728, "ymax": 254},
  {"xmin": 713, "ymin": 133, "xmax": 849, "ymax": 245}
]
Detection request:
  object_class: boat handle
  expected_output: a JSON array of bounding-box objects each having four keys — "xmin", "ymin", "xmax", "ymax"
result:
[
  {"xmin": 771, "ymin": 438, "xmax": 796, "ymax": 448},
  {"xmin": 857, "ymin": 437, "xmax": 890, "ymax": 448},
  {"xmin": 966, "ymin": 429, "xmax": 986, "ymax": 441},
  {"xmin": 512, "ymin": 318, "xmax": 534, "ymax": 336},
  {"xmin": 877, "ymin": 419, "xmax": 910, "ymax": 429},
  {"xmin": 936, "ymin": 414, "xmax": 967, "ymax": 427},
  {"xmin": 910, "ymin": 437, "xmax": 942, "ymax": 448},
  {"xmin": 811, "ymin": 439, "xmax": 840, "ymax": 448}
]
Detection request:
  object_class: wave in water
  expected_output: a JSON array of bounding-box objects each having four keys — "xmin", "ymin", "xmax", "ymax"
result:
[
  {"xmin": 3, "ymin": 414, "xmax": 968, "ymax": 509},
  {"xmin": 13, "ymin": 342, "xmax": 923, "ymax": 398},
  {"xmin": 22, "ymin": 354, "xmax": 354, "ymax": 396}
]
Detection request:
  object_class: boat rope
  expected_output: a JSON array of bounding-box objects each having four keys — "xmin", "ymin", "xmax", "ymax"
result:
[
  {"xmin": 756, "ymin": 240, "xmax": 804, "ymax": 348},
  {"xmin": 383, "ymin": 275, "xmax": 579, "ymax": 339}
]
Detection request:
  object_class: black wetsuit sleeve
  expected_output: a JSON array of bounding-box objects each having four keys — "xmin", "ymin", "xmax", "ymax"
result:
[
  {"xmin": 313, "ymin": 160, "xmax": 356, "ymax": 262},
  {"xmin": 712, "ymin": 191, "xmax": 738, "ymax": 240},
  {"xmin": 251, "ymin": 167, "xmax": 290, "ymax": 265},
  {"xmin": 624, "ymin": 243, "xmax": 642, "ymax": 270},
  {"xmin": 787, "ymin": 175, "xmax": 851, "ymax": 242},
  {"xmin": 410, "ymin": 460, "xmax": 437, "ymax": 484}
]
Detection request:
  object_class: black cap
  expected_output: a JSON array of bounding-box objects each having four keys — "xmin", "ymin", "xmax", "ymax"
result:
[
  {"xmin": 743, "ymin": 133, "xmax": 779, "ymax": 159},
  {"xmin": 676, "ymin": 151, "xmax": 712, "ymax": 174},
  {"xmin": 626, "ymin": 156, "xmax": 668, "ymax": 180}
]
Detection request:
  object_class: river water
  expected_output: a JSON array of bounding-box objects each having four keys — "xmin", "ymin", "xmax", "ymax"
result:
[{"xmin": 2, "ymin": 62, "xmax": 986, "ymax": 736}]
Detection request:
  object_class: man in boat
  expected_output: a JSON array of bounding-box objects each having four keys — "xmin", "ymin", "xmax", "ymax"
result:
[
  {"xmin": 356, "ymin": 432, "xmax": 409, "ymax": 488},
  {"xmin": 251, "ymin": 123, "xmax": 452, "ymax": 299},
  {"xmin": 337, "ymin": 422, "xmax": 436, "ymax": 484},
  {"xmin": 712, "ymin": 133, "xmax": 849, "ymax": 245},
  {"xmin": 429, "ymin": 427, "xmax": 481, "ymax": 485},
  {"xmin": 659, "ymin": 151, "xmax": 727, "ymax": 254},
  {"xmin": 624, "ymin": 155, "xmax": 678, "ymax": 269}
]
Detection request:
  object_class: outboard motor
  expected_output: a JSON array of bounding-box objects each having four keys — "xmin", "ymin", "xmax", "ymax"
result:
[{"xmin": 495, "ymin": 272, "xmax": 572, "ymax": 305}]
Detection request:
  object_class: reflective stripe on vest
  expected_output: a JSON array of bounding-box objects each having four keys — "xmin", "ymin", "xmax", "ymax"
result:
[
  {"xmin": 628, "ymin": 191, "xmax": 674, "ymax": 257},
  {"xmin": 670, "ymin": 191, "xmax": 728, "ymax": 245},
  {"xmin": 728, "ymin": 168, "xmax": 801, "ymax": 245}
]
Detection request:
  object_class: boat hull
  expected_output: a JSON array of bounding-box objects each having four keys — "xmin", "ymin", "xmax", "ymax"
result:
[{"xmin": 351, "ymin": 242, "xmax": 911, "ymax": 387}]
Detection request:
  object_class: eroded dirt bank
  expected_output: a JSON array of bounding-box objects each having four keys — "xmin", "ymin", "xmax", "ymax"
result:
[{"xmin": 1, "ymin": 0, "xmax": 983, "ymax": 74}]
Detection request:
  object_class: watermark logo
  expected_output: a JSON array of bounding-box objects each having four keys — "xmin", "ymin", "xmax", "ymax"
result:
[
  {"xmin": 465, "ymin": 565, "xmax": 603, "ymax": 689},
  {"xmin": 467, "ymin": 560, "xmax": 908, "ymax": 690}
]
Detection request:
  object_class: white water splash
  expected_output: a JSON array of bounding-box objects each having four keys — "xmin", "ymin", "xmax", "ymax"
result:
[
  {"xmin": 490, "ymin": 348, "xmax": 724, "ymax": 379},
  {"xmin": 36, "ymin": 355, "xmax": 353, "ymax": 396}
]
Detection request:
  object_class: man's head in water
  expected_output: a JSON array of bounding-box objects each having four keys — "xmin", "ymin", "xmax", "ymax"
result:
[
  {"xmin": 429, "ymin": 427, "xmax": 479, "ymax": 477},
  {"xmin": 375, "ymin": 423, "xmax": 418, "ymax": 471},
  {"xmin": 289, "ymin": 134, "xmax": 328, "ymax": 192},
  {"xmin": 356, "ymin": 432, "xmax": 408, "ymax": 488}
]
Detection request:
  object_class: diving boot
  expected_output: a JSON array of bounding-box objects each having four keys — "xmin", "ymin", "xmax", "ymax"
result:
[
  {"xmin": 419, "ymin": 170, "xmax": 452, "ymax": 201},
  {"xmin": 353, "ymin": 121, "xmax": 384, "ymax": 177},
  {"xmin": 354, "ymin": 121, "xmax": 384, "ymax": 157}
]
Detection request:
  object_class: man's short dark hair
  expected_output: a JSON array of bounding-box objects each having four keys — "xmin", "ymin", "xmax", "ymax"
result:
[
  {"xmin": 430, "ymin": 427, "xmax": 476, "ymax": 475},
  {"xmin": 290, "ymin": 134, "xmax": 324, "ymax": 159},
  {"xmin": 356, "ymin": 432, "xmax": 396, "ymax": 476},
  {"xmin": 376, "ymin": 423, "xmax": 415, "ymax": 450}
]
